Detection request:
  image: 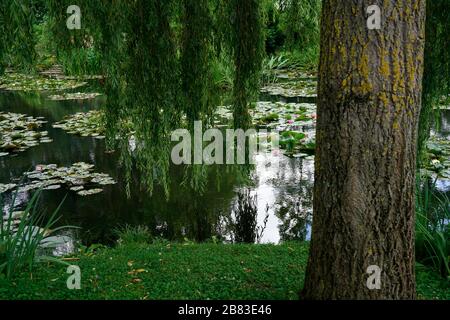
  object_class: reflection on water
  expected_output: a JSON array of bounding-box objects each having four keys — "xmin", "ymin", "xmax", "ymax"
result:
[
  {"xmin": 0, "ymin": 88, "xmax": 315, "ymax": 246},
  {"xmin": 438, "ymin": 110, "xmax": 450, "ymax": 138},
  {"xmin": 432, "ymin": 110, "xmax": 450, "ymax": 192}
]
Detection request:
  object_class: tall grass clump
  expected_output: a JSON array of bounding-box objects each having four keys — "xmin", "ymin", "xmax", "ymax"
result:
[
  {"xmin": 261, "ymin": 54, "xmax": 290, "ymax": 84},
  {"xmin": 113, "ymin": 225, "xmax": 152, "ymax": 245},
  {"xmin": 416, "ymin": 178, "xmax": 450, "ymax": 278},
  {"xmin": 211, "ymin": 53, "xmax": 234, "ymax": 91},
  {"xmin": 0, "ymin": 190, "xmax": 67, "ymax": 279}
]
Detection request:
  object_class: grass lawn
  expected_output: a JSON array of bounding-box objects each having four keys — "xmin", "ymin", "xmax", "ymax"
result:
[{"xmin": 0, "ymin": 242, "xmax": 449, "ymax": 300}]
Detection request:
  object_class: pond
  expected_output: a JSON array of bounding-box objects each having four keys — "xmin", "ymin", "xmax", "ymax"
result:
[
  {"xmin": 1, "ymin": 76, "xmax": 449, "ymax": 253},
  {"xmin": 0, "ymin": 80, "xmax": 316, "ymax": 251}
]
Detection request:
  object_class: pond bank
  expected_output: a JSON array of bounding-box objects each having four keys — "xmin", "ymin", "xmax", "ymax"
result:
[{"xmin": 1, "ymin": 242, "xmax": 448, "ymax": 300}]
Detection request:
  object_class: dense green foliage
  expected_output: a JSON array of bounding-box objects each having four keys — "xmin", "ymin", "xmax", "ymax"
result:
[
  {"xmin": 416, "ymin": 181, "xmax": 450, "ymax": 278},
  {"xmin": 39, "ymin": 0, "xmax": 268, "ymax": 193},
  {"xmin": 0, "ymin": 0, "xmax": 449, "ymax": 299},
  {"xmin": 0, "ymin": 0, "xmax": 36, "ymax": 74},
  {"xmin": 230, "ymin": 0, "xmax": 264, "ymax": 129},
  {"xmin": 419, "ymin": 0, "xmax": 450, "ymax": 162},
  {"xmin": 283, "ymin": 0, "xmax": 320, "ymax": 52},
  {"xmin": 181, "ymin": 0, "xmax": 214, "ymax": 124}
]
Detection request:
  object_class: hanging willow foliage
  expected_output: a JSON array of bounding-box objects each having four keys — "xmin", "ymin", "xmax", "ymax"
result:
[
  {"xmin": 0, "ymin": 0, "xmax": 36, "ymax": 73},
  {"xmin": 284, "ymin": 0, "xmax": 321, "ymax": 51},
  {"xmin": 418, "ymin": 0, "xmax": 450, "ymax": 163},
  {"xmin": 6, "ymin": 1, "xmax": 264, "ymax": 196},
  {"xmin": 230, "ymin": 0, "xmax": 264, "ymax": 130},
  {"xmin": 46, "ymin": 0, "xmax": 104, "ymax": 75},
  {"xmin": 124, "ymin": 0, "xmax": 182, "ymax": 195},
  {"xmin": 181, "ymin": 0, "xmax": 214, "ymax": 124},
  {"xmin": 0, "ymin": 2, "xmax": 6, "ymax": 75}
]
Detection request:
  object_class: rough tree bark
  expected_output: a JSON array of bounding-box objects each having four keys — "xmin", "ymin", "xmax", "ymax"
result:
[{"xmin": 302, "ymin": 0, "xmax": 426, "ymax": 299}]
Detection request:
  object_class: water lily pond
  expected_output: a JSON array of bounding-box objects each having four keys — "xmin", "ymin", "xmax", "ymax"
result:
[
  {"xmin": 1, "ymin": 73, "xmax": 449, "ymax": 254},
  {"xmin": 0, "ymin": 75, "xmax": 317, "ymax": 251}
]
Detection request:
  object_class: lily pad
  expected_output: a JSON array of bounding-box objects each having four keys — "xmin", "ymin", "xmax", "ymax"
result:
[
  {"xmin": 424, "ymin": 137, "xmax": 450, "ymax": 178},
  {"xmin": 1, "ymin": 163, "xmax": 116, "ymax": 197},
  {"xmin": 53, "ymin": 111, "xmax": 105, "ymax": 138},
  {"xmin": 78, "ymin": 188, "xmax": 103, "ymax": 196},
  {"xmin": 0, "ymin": 73, "xmax": 87, "ymax": 92},
  {"xmin": 48, "ymin": 92, "xmax": 102, "ymax": 101},
  {"xmin": 261, "ymin": 79, "xmax": 317, "ymax": 99},
  {"xmin": 0, "ymin": 183, "xmax": 17, "ymax": 194},
  {"xmin": 0, "ymin": 112, "xmax": 49, "ymax": 156}
]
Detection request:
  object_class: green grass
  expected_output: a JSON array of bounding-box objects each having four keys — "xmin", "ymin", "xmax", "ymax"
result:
[
  {"xmin": 416, "ymin": 263, "xmax": 450, "ymax": 300},
  {"xmin": 0, "ymin": 242, "xmax": 449, "ymax": 300}
]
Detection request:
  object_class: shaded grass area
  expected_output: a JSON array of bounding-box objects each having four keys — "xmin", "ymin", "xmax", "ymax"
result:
[{"xmin": 0, "ymin": 242, "xmax": 448, "ymax": 300}]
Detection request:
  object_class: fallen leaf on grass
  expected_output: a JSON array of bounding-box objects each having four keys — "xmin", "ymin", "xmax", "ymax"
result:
[
  {"xmin": 131, "ymin": 278, "xmax": 142, "ymax": 284},
  {"xmin": 61, "ymin": 257, "xmax": 80, "ymax": 262},
  {"xmin": 128, "ymin": 269, "xmax": 147, "ymax": 275}
]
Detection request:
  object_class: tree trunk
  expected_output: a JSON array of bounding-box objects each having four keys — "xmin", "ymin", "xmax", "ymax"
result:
[{"xmin": 302, "ymin": 0, "xmax": 426, "ymax": 299}]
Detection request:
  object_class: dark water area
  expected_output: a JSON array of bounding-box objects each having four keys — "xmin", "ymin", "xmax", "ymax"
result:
[{"xmin": 0, "ymin": 86, "xmax": 314, "ymax": 247}]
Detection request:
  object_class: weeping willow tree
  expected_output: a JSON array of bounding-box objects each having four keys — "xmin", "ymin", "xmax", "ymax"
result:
[
  {"xmin": 0, "ymin": 2, "xmax": 6, "ymax": 75},
  {"xmin": 41, "ymin": 0, "xmax": 265, "ymax": 195},
  {"xmin": 284, "ymin": 0, "xmax": 321, "ymax": 51},
  {"xmin": 230, "ymin": 0, "xmax": 264, "ymax": 129},
  {"xmin": 418, "ymin": 0, "xmax": 450, "ymax": 163},
  {"xmin": 0, "ymin": 0, "xmax": 36, "ymax": 74},
  {"xmin": 125, "ymin": 0, "xmax": 182, "ymax": 195},
  {"xmin": 46, "ymin": 0, "xmax": 104, "ymax": 75},
  {"xmin": 181, "ymin": 0, "xmax": 214, "ymax": 124}
]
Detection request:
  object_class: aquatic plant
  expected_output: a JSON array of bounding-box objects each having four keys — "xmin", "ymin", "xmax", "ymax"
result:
[
  {"xmin": 0, "ymin": 163, "xmax": 116, "ymax": 197},
  {"xmin": 53, "ymin": 111, "xmax": 105, "ymax": 139},
  {"xmin": 0, "ymin": 111, "xmax": 50, "ymax": 156},
  {"xmin": 280, "ymin": 131, "xmax": 307, "ymax": 154},
  {"xmin": 416, "ymin": 179, "xmax": 450, "ymax": 278},
  {"xmin": 0, "ymin": 190, "xmax": 69, "ymax": 279},
  {"xmin": 225, "ymin": 189, "xmax": 269, "ymax": 244},
  {"xmin": 0, "ymin": 73, "xmax": 86, "ymax": 92},
  {"xmin": 424, "ymin": 137, "xmax": 450, "ymax": 180},
  {"xmin": 261, "ymin": 79, "xmax": 317, "ymax": 99},
  {"xmin": 262, "ymin": 54, "xmax": 290, "ymax": 84},
  {"xmin": 47, "ymin": 92, "xmax": 102, "ymax": 101},
  {"xmin": 260, "ymin": 113, "xmax": 280, "ymax": 124},
  {"xmin": 113, "ymin": 225, "xmax": 152, "ymax": 245}
]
